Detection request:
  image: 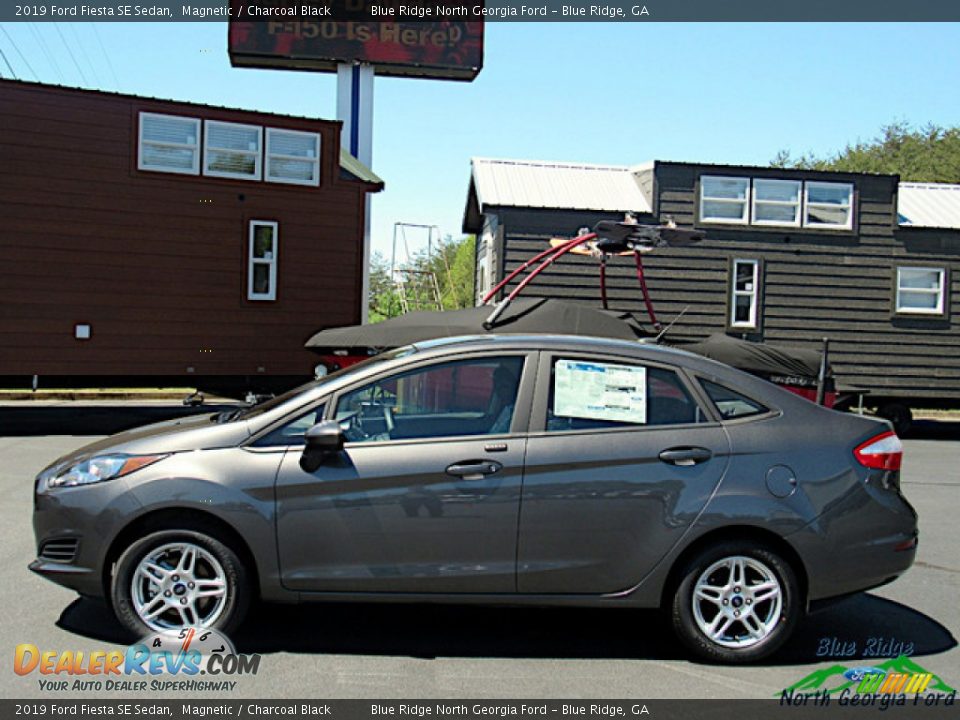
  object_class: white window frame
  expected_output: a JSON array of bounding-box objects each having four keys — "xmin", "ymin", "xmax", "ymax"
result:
[
  {"xmin": 476, "ymin": 265, "xmax": 487, "ymax": 306},
  {"xmin": 248, "ymin": 220, "xmax": 279, "ymax": 302},
  {"xmin": 203, "ymin": 120, "xmax": 262, "ymax": 181},
  {"xmin": 730, "ymin": 259, "xmax": 760, "ymax": 328},
  {"xmin": 895, "ymin": 266, "xmax": 946, "ymax": 315},
  {"xmin": 475, "ymin": 242, "xmax": 488, "ymax": 306},
  {"xmin": 265, "ymin": 128, "xmax": 321, "ymax": 187},
  {"xmin": 803, "ymin": 181, "xmax": 854, "ymax": 230},
  {"xmin": 137, "ymin": 112, "xmax": 200, "ymax": 175},
  {"xmin": 699, "ymin": 176, "xmax": 750, "ymax": 225},
  {"xmin": 752, "ymin": 179, "xmax": 802, "ymax": 227}
]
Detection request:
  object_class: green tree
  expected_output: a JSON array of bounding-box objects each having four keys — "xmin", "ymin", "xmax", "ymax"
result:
[
  {"xmin": 771, "ymin": 122, "xmax": 960, "ymax": 182},
  {"xmin": 423, "ymin": 234, "xmax": 476, "ymax": 311},
  {"xmin": 368, "ymin": 235, "xmax": 476, "ymax": 322},
  {"xmin": 367, "ymin": 251, "xmax": 403, "ymax": 323}
]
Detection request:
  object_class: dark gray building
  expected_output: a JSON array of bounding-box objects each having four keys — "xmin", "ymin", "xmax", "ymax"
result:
[{"xmin": 462, "ymin": 157, "xmax": 960, "ymax": 427}]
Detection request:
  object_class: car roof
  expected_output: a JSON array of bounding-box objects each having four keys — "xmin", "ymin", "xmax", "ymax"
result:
[{"xmin": 412, "ymin": 333, "xmax": 701, "ymax": 361}]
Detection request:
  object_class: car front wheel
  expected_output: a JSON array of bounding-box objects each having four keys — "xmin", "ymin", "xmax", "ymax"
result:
[
  {"xmin": 671, "ymin": 542, "xmax": 800, "ymax": 663},
  {"xmin": 111, "ymin": 529, "xmax": 249, "ymax": 638}
]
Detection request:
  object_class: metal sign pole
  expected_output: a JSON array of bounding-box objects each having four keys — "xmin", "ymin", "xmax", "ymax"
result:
[{"xmin": 337, "ymin": 63, "xmax": 375, "ymax": 323}]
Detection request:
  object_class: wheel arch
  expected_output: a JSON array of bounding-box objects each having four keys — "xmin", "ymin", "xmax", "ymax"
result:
[
  {"xmin": 101, "ymin": 507, "xmax": 261, "ymax": 604},
  {"xmin": 660, "ymin": 525, "xmax": 809, "ymax": 612}
]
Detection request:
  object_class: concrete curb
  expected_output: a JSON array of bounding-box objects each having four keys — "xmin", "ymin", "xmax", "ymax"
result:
[{"xmin": 0, "ymin": 392, "xmax": 206, "ymax": 401}]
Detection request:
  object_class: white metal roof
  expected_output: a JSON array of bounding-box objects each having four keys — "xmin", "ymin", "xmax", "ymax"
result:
[
  {"xmin": 470, "ymin": 156, "xmax": 960, "ymax": 230},
  {"xmin": 470, "ymin": 157, "xmax": 653, "ymax": 214},
  {"xmin": 898, "ymin": 182, "xmax": 960, "ymax": 230}
]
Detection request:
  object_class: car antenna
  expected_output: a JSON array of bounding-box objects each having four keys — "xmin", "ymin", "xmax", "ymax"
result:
[{"xmin": 653, "ymin": 304, "xmax": 691, "ymax": 344}]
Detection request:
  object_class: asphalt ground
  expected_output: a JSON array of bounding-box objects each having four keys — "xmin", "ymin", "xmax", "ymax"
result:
[{"xmin": 1, "ymin": 403, "xmax": 957, "ymax": 700}]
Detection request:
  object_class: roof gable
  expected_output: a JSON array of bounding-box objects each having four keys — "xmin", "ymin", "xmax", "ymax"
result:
[{"xmin": 470, "ymin": 157, "xmax": 654, "ymax": 214}]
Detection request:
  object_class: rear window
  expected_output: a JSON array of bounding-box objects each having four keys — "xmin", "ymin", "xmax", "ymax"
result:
[{"xmin": 700, "ymin": 379, "xmax": 768, "ymax": 420}]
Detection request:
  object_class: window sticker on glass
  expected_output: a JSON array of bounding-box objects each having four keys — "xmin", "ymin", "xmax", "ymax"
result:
[{"xmin": 554, "ymin": 360, "xmax": 647, "ymax": 424}]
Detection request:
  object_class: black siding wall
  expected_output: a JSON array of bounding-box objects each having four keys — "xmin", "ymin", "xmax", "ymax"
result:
[{"xmin": 491, "ymin": 165, "xmax": 960, "ymax": 402}]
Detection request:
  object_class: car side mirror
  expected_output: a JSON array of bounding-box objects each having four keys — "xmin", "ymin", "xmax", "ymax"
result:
[
  {"xmin": 300, "ymin": 421, "xmax": 344, "ymax": 472},
  {"xmin": 304, "ymin": 420, "xmax": 344, "ymax": 453}
]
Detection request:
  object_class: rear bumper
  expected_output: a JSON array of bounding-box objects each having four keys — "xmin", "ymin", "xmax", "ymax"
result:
[{"xmin": 790, "ymin": 482, "xmax": 918, "ymax": 603}]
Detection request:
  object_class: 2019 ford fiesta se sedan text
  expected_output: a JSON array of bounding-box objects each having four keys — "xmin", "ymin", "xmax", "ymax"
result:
[{"xmin": 31, "ymin": 335, "xmax": 917, "ymax": 663}]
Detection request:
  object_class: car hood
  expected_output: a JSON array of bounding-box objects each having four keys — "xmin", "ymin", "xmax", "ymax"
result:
[{"xmin": 39, "ymin": 413, "xmax": 251, "ymax": 476}]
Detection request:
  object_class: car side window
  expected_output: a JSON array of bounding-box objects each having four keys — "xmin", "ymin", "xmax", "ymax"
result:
[
  {"xmin": 253, "ymin": 405, "xmax": 325, "ymax": 447},
  {"xmin": 334, "ymin": 356, "xmax": 525, "ymax": 444},
  {"xmin": 546, "ymin": 358, "xmax": 703, "ymax": 431},
  {"xmin": 700, "ymin": 380, "xmax": 768, "ymax": 420}
]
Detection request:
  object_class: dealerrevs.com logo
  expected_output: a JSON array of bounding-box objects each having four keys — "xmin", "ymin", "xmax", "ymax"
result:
[{"xmin": 14, "ymin": 628, "xmax": 260, "ymax": 692}]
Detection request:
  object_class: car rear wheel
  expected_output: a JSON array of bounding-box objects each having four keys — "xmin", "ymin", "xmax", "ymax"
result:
[
  {"xmin": 671, "ymin": 542, "xmax": 800, "ymax": 663},
  {"xmin": 111, "ymin": 529, "xmax": 249, "ymax": 638}
]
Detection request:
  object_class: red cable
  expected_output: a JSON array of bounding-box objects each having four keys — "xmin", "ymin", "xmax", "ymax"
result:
[
  {"xmin": 634, "ymin": 252, "xmax": 662, "ymax": 332},
  {"xmin": 482, "ymin": 234, "xmax": 594, "ymax": 304},
  {"xmin": 600, "ymin": 255, "xmax": 608, "ymax": 310},
  {"xmin": 501, "ymin": 233, "xmax": 598, "ymax": 305}
]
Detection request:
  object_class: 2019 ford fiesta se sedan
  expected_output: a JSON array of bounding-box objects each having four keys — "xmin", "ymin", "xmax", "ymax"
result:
[{"xmin": 31, "ymin": 335, "xmax": 917, "ymax": 662}]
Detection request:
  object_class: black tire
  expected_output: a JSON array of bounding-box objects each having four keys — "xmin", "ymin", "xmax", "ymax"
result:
[
  {"xmin": 110, "ymin": 528, "xmax": 250, "ymax": 639},
  {"xmin": 671, "ymin": 541, "xmax": 801, "ymax": 663},
  {"xmin": 877, "ymin": 403, "xmax": 913, "ymax": 436}
]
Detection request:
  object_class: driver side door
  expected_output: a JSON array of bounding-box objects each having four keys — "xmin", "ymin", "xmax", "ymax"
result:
[{"xmin": 274, "ymin": 352, "xmax": 534, "ymax": 593}]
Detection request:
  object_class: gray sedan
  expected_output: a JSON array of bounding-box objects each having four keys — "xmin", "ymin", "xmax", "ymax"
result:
[{"xmin": 30, "ymin": 335, "xmax": 917, "ymax": 663}]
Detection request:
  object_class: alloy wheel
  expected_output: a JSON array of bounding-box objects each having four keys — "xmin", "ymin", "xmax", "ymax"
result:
[
  {"xmin": 130, "ymin": 542, "xmax": 228, "ymax": 632},
  {"xmin": 691, "ymin": 555, "xmax": 782, "ymax": 649}
]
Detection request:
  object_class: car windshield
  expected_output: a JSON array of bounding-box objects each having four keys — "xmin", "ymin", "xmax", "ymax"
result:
[{"xmin": 225, "ymin": 346, "xmax": 418, "ymax": 422}]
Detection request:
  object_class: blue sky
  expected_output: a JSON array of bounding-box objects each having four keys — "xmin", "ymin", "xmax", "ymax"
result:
[{"xmin": 2, "ymin": 21, "xmax": 959, "ymax": 257}]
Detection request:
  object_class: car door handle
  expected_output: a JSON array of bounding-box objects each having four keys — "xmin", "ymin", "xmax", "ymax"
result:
[
  {"xmin": 658, "ymin": 447, "xmax": 713, "ymax": 466},
  {"xmin": 446, "ymin": 460, "xmax": 503, "ymax": 481}
]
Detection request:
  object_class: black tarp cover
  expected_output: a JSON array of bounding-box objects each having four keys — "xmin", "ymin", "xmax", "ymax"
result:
[
  {"xmin": 305, "ymin": 298, "xmax": 647, "ymax": 350},
  {"xmin": 675, "ymin": 333, "xmax": 826, "ymax": 379},
  {"xmin": 305, "ymin": 299, "xmax": 825, "ymax": 381}
]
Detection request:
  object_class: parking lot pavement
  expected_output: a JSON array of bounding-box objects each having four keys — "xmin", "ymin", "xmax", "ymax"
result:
[{"xmin": 1, "ymin": 409, "xmax": 956, "ymax": 699}]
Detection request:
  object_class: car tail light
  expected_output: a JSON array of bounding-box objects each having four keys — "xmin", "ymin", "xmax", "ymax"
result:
[{"xmin": 854, "ymin": 431, "xmax": 903, "ymax": 471}]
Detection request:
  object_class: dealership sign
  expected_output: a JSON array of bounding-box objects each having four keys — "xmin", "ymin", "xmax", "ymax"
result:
[
  {"xmin": 13, "ymin": 628, "xmax": 261, "ymax": 693},
  {"xmin": 228, "ymin": 1, "xmax": 484, "ymax": 80}
]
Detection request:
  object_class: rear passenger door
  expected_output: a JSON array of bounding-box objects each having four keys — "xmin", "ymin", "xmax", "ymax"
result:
[{"xmin": 517, "ymin": 352, "xmax": 730, "ymax": 594}]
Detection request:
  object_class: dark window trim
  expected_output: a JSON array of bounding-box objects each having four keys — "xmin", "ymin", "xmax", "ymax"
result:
[
  {"xmin": 249, "ymin": 403, "xmax": 327, "ymax": 448},
  {"xmin": 326, "ymin": 350, "xmax": 538, "ymax": 441},
  {"xmin": 241, "ymin": 351, "xmax": 422, "ymax": 448},
  {"xmin": 694, "ymin": 375, "xmax": 779, "ymax": 425}
]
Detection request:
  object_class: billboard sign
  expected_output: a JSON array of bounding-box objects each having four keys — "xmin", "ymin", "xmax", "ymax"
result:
[{"xmin": 228, "ymin": 2, "xmax": 484, "ymax": 81}]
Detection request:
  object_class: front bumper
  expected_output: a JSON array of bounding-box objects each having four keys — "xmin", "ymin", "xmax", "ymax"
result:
[
  {"xmin": 29, "ymin": 558, "xmax": 101, "ymax": 596},
  {"xmin": 31, "ymin": 475, "xmax": 142, "ymax": 598}
]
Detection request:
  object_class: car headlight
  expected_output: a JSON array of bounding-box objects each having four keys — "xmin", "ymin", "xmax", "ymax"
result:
[{"xmin": 46, "ymin": 454, "xmax": 168, "ymax": 489}]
